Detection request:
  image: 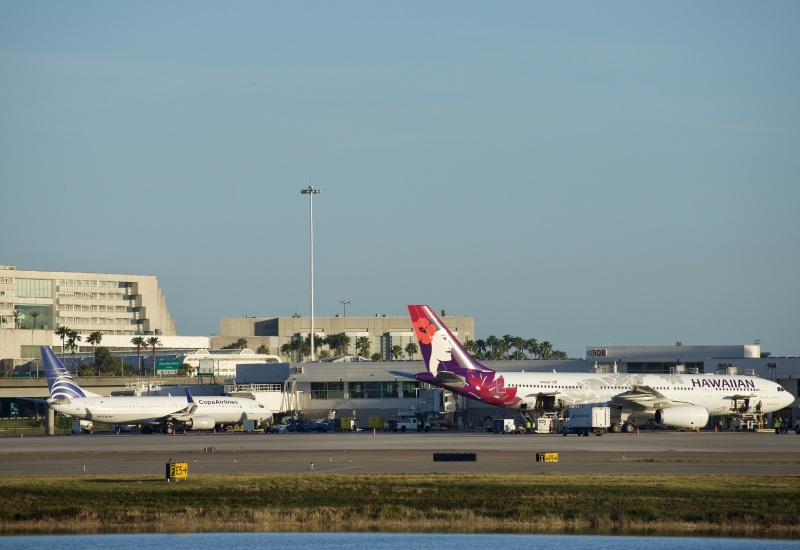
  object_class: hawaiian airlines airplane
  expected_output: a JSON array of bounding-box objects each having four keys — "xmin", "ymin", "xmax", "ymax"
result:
[
  {"xmin": 41, "ymin": 346, "xmax": 272, "ymax": 433},
  {"xmin": 395, "ymin": 306, "xmax": 793, "ymax": 431}
]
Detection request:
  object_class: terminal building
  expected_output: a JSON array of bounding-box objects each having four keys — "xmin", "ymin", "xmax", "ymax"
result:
[
  {"xmin": 230, "ymin": 343, "xmax": 800, "ymax": 429},
  {"xmin": 1, "ymin": 263, "xmax": 798, "ymax": 427}
]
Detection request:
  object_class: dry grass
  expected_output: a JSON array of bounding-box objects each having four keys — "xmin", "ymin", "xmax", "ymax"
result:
[{"xmin": 1, "ymin": 473, "xmax": 798, "ymax": 538}]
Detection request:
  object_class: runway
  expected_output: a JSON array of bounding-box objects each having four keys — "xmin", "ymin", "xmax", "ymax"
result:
[{"xmin": 1, "ymin": 430, "xmax": 797, "ymax": 477}]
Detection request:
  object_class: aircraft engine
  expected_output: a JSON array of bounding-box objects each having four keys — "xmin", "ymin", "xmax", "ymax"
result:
[
  {"xmin": 655, "ymin": 406, "xmax": 709, "ymax": 429},
  {"xmin": 186, "ymin": 416, "xmax": 215, "ymax": 430}
]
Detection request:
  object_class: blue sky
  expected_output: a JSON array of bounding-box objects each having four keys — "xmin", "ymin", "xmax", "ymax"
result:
[{"xmin": 2, "ymin": 2, "xmax": 798, "ymax": 357}]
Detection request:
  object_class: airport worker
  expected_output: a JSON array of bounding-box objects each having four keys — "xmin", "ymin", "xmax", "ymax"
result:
[{"xmin": 773, "ymin": 418, "xmax": 781, "ymax": 434}]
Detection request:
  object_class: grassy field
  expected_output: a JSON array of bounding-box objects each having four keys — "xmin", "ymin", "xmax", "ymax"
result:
[{"xmin": 1, "ymin": 473, "xmax": 798, "ymax": 538}]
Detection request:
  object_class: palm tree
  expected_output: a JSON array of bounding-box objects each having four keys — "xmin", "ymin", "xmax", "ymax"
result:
[
  {"xmin": 221, "ymin": 337, "xmax": 248, "ymax": 350},
  {"xmin": 324, "ymin": 333, "xmax": 351, "ymax": 356},
  {"xmin": 356, "ymin": 336, "xmax": 371, "ymax": 359},
  {"xmin": 464, "ymin": 339, "xmax": 477, "ymax": 356},
  {"xmin": 495, "ymin": 339, "xmax": 509, "ymax": 360},
  {"xmin": 146, "ymin": 336, "xmax": 162, "ymax": 376},
  {"xmin": 391, "ymin": 345, "xmax": 403, "ymax": 361},
  {"xmin": 279, "ymin": 341, "xmax": 295, "ymax": 361},
  {"xmin": 539, "ymin": 340, "xmax": 553, "ymax": 360},
  {"xmin": 12, "ymin": 309, "xmax": 21, "ymax": 329},
  {"xmin": 87, "ymin": 331, "xmax": 103, "ymax": 375},
  {"xmin": 56, "ymin": 326, "xmax": 71, "ymax": 361},
  {"xmin": 485, "ymin": 335, "xmax": 499, "ymax": 360},
  {"xmin": 502, "ymin": 335, "xmax": 514, "ymax": 360},
  {"xmin": 30, "ymin": 310, "xmax": 40, "ymax": 330},
  {"xmin": 524, "ymin": 338, "xmax": 539, "ymax": 359},
  {"xmin": 131, "ymin": 336, "xmax": 146, "ymax": 376},
  {"xmin": 475, "ymin": 339, "xmax": 487, "ymax": 360},
  {"xmin": 66, "ymin": 330, "xmax": 82, "ymax": 371},
  {"xmin": 404, "ymin": 342, "xmax": 418, "ymax": 361},
  {"xmin": 512, "ymin": 337, "xmax": 526, "ymax": 360}
]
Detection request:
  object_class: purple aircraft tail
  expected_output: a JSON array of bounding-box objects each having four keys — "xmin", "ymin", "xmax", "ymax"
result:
[{"xmin": 407, "ymin": 305, "xmax": 523, "ymax": 408}]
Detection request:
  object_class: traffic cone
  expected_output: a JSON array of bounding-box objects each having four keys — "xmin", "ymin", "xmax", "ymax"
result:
[
  {"xmin": 636, "ymin": 428, "xmax": 639, "ymax": 435},
  {"xmin": 20, "ymin": 433, "xmax": 23, "ymax": 439},
  {"xmin": 373, "ymin": 428, "xmax": 376, "ymax": 436},
  {"xmin": 714, "ymin": 425, "xmax": 717, "ymax": 433}
]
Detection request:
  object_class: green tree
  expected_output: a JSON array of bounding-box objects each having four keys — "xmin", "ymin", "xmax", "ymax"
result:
[
  {"xmin": 221, "ymin": 338, "xmax": 248, "ymax": 350},
  {"xmin": 280, "ymin": 340, "xmax": 298, "ymax": 362},
  {"xmin": 370, "ymin": 352, "xmax": 383, "ymax": 361},
  {"xmin": 66, "ymin": 330, "xmax": 81, "ymax": 371},
  {"xmin": 391, "ymin": 345, "xmax": 403, "ymax": 361},
  {"xmin": 131, "ymin": 336, "xmax": 146, "ymax": 375},
  {"xmin": 495, "ymin": 338, "xmax": 509, "ymax": 360},
  {"xmin": 356, "ymin": 336, "xmax": 371, "ymax": 359},
  {"xmin": 81, "ymin": 347, "xmax": 126, "ymax": 377},
  {"xmin": 324, "ymin": 333, "xmax": 351, "ymax": 356},
  {"xmin": 485, "ymin": 335, "xmax": 498, "ymax": 359},
  {"xmin": 87, "ymin": 331, "xmax": 103, "ymax": 375},
  {"xmin": 475, "ymin": 339, "xmax": 487, "ymax": 360},
  {"xmin": 12, "ymin": 309, "xmax": 21, "ymax": 329},
  {"xmin": 56, "ymin": 326, "xmax": 71, "ymax": 361},
  {"xmin": 256, "ymin": 345, "xmax": 270, "ymax": 355},
  {"xmin": 512, "ymin": 337, "xmax": 526, "ymax": 360},
  {"xmin": 464, "ymin": 339, "xmax": 477, "ymax": 356},
  {"xmin": 539, "ymin": 340, "xmax": 553, "ymax": 360},
  {"xmin": 524, "ymin": 338, "xmax": 539, "ymax": 359},
  {"xmin": 146, "ymin": 336, "xmax": 162, "ymax": 375},
  {"xmin": 405, "ymin": 342, "xmax": 418, "ymax": 360},
  {"xmin": 30, "ymin": 310, "xmax": 40, "ymax": 330}
]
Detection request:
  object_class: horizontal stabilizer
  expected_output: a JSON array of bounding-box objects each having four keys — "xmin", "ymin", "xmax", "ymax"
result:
[
  {"xmin": 433, "ymin": 371, "xmax": 466, "ymax": 388},
  {"xmin": 388, "ymin": 370, "xmax": 418, "ymax": 380}
]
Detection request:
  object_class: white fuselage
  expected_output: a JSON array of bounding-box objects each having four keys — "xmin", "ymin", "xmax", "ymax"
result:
[
  {"xmin": 498, "ymin": 372, "xmax": 791, "ymax": 416},
  {"xmin": 49, "ymin": 395, "xmax": 270, "ymax": 425}
]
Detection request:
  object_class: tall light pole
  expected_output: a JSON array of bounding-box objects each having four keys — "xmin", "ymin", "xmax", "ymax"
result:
[
  {"xmin": 301, "ymin": 185, "xmax": 321, "ymax": 361},
  {"xmin": 340, "ymin": 300, "xmax": 350, "ymax": 318}
]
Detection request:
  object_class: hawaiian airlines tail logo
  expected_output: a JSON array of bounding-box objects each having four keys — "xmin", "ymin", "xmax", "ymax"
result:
[
  {"xmin": 407, "ymin": 305, "xmax": 522, "ymax": 408},
  {"xmin": 411, "ymin": 311, "xmax": 453, "ymax": 373},
  {"xmin": 41, "ymin": 346, "xmax": 87, "ymax": 399}
]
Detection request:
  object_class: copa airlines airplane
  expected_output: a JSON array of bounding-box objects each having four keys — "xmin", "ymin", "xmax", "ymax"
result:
[
  {"xmin": 396, "ymin": 305, "xmax": 793, "ymax": 431},
  {"xmin": 41, "ymin": 346, "xmax": 272, "ymax": 433}
]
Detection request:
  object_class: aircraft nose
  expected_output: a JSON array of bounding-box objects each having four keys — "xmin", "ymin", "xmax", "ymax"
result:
[{"xmin": 782, "ymin": 389, "xmax": 796, "ymax": 408}]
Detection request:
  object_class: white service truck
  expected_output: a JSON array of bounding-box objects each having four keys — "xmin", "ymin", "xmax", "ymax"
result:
[{"xmin": 562, "ymin": 405, "xmax": 610, "ymax": 436}]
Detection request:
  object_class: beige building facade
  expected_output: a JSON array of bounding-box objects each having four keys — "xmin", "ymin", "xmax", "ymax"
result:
[
  {"xmin": 0, "ymin": 264, "xmax": 176, "ymax": 364},
  {"xmin": 216, "ymin": 311, "xmax": 474, "ymax": 361}
]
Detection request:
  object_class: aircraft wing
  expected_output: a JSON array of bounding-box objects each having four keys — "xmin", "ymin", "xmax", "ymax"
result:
[
  {"xmin": 609, "ymin": 385, "xmax": 674, "ymax": 410},
  {"xmin": 528, "ymin": 390, "xmax": 559, "ymax": 397}
]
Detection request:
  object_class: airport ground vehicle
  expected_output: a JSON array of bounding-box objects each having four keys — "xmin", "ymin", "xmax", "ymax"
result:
[
  {"xmin": 71, "ymin": 419, "xmax": 93, "ymax": 433},
  {"xmin": 384, "ymin": 412, "xmax": 430, "ymax": 432},
  {"xmin": 491, "ymin": 418, "xmax": 527, "ymax": 434},
  {"xmin": 562, "ymin": 405, "xmax": 610, "ymax": 436}
]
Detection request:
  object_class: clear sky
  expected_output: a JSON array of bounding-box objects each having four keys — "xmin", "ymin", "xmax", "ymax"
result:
[{"xmin": 2, "ymin": 2, "xmax": 798, "ymax": 358}]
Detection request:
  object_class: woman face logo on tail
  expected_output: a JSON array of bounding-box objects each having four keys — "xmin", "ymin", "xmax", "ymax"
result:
[{"xmin": 413, "ymin": 314, "xmax": 452, "ymax": 372}]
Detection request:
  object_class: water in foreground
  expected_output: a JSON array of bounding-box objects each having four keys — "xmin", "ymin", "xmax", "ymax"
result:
[{"xmin": 3, "ymin": 533, "xmax": 798, "ymax": 550}]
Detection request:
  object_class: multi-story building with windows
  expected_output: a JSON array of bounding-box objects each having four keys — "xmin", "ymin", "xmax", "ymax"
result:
[{"xmin": 0, "ymin": 264, "xmax": 177, "ymax": 365}]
